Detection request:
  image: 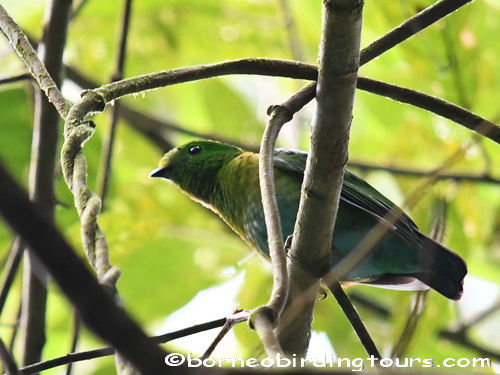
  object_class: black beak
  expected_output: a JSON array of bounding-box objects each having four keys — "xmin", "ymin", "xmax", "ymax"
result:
[{"xmin": 150, "ymin": 166, "xmax": 170, "ymax": 179}]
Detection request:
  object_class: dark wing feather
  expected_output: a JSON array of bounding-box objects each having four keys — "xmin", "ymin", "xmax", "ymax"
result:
[{"xmin": 274, "ymin": 148, "xmax": 422, "ymax": 247}]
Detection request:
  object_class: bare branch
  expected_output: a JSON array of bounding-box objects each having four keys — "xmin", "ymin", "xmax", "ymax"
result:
[
  {"xmin": 280, "ymin": 0, "xmax": 367, "ymax": 357},
  {"xmin": 97, "ymin": 0, "xmax": 134, "ymax": 204},
  {"xmin": 0, "ymin": 336, "xmax": 18, "ymax": 374},
  {"xmin": 360, "ymin": 0, "xmax": 474, "ymax": 65},
  {"xmin": 18, "ymin": 0, "xmax": 73, "ymax": 366},
  {"xmin": 15, "ymin": 314, "xmax": 231, "ymax": 374},
  {"xmin": 0, "ymin": 238, "xmax": 24, "ymax": 315},
  {"xmin": 357, "ymin": 78, "xmax": 500, "ymax": 144},
  {"xmin": 257, "ymin": 108, "xmax": 290, "ymax": 320},
  {"xmin": 0, "ymin": 162, "xmax": 170, "ymax": 374},
  {"xmin": 201, "ymin": 310, "xmax": 249, "ymax": 360},
  {"xmin": 0, "ymin": 73, "xmax": 31, "ymax": 85},
  {"xmin": 348, "ymin": 161, "xmax": 500, "ymax": 185},
  {"xmin": 326, "ymin": 277, "xmax": 381, "ymax": 359},
  {"xmin": 252, "ymin": 84, "xmax": 315, "ymax": 356},
  {"xmin": 249, "ymin": 306, "xmax": 283, "ymax": 359},
  {"xmin": 0, "ymin": 5, "xmax": 69, "ymax": 119}
]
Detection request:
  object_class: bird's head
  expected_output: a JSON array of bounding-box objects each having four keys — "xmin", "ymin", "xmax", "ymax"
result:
[{"xmin": 150, "ymin": 140, "xmax": 243, "ymax": 202}]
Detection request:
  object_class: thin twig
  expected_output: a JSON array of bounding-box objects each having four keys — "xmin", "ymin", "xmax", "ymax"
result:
[
  {"xmin": 64, "ymin": 54, "xmax": 499, "ymax": 144},
  {"xmin": 279, "ymin": 0, "xmax": 304, "ymax": 61},
  {"xmin": 201, "ymin": 310, "xmax": 249, "ymax": 360},
  {"xmin": 0, "ymin": 336, "xmax": 18, "ymax": 375},
  {"xmin": 327, "ymin": 277, "xmax": 381, "ymax": 360},
  {"xmin": 64, "ymin": 313, "xmax": 81, "ymax": 375},
  {"xmin": 455, "ymin": 298, "xmax": 500, "ymax": 334},
  {"xmin": 97, "ymin": 0, "xmax": 133, "ymax": 204},
  {"xmin": 390, "ymin": 290, "xmax": 429, "ymax": 359},
  {"xmin": 17, "ymin": 316, "xmax": 229, "ymax": 374},
  {"xmin": 439, "ymin": 330, "xmax": 500, "ymax": 362},
  {"xmin": 0, "ymin": 73, "xmax": 31, "ymax": 85},
  {"xmin": 98, "ymin": 3, "xmax": 134, "ymax": 373},
  {"xmin": 0, "ymin": 239, "xmax": 24, "ymax": 315},
  {"xmin": 348, "ymin": 161, "xmax": 500, "ymax": 185},
  {"xmin": 360, "ymin": 0, "xmax": 474, "ymax": 65}
]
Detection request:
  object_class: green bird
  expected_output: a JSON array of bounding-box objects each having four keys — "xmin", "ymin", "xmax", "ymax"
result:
[{"xmin": 151, "ymin": 140, "xmax": 466, "ymax": 300}]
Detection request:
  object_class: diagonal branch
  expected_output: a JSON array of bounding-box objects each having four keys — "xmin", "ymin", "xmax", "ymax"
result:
[
  {"xmin": 18, "ymin": 0, "xmax": 73, "ymax": 367},
  {"xmin": 356, "ymin": 78, "xmax": 500, "ymax": 144},
  {"xmin": 0, "ymin": 162, "xmax": 170, "ymax": 374},
  {"xmin": 360, "ymin": 0, "xmax": 474, "ymax": 65},
  {"xmin": 0, "ymin": 5, "xmax": 69, "ymax": 119}
]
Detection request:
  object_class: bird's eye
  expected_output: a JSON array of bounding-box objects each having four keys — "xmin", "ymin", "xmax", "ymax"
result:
[{"xmin": 188, "ymin": 145, "xmax": 202, "ymax": 155}]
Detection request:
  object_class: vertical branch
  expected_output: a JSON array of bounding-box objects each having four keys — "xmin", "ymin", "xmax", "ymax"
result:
[
  {"xmin": 250, "ymin": 85, "xmax": 316, "ymax": 357},
  {"xmin": 20, "ymin": 0, "xmax": 73, "ymax": 367},
  {"xmin": 279, "ymin": 0, "xmax": 305, "ymax": 62},
  {"xmin": 97, "ymin": 0, "xmax": 133, "ymax": 204},
  {"xmin": 279, "ymin": 0, "xmax": 364, "ymax": 356}
]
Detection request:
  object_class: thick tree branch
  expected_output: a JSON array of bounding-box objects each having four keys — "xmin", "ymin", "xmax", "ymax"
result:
[
  {"xmin": 0, "ymin": 162, "xmax": 172, "ymax": 374},
  {"xmin": 280, "ymin": 0, "xmax": 364, "ymax": 356}
]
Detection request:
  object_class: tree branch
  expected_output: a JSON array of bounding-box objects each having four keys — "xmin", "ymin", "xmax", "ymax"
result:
[
  {"xmin": 360, "ymin": 0, "xmax": 474, "ymax": 65},
  {"xmin": 0, "ymin": 162, "xmax": 171, "ymax": 374},
  {"xmin": 327, "ymin": 278, "xmax": 381, "ymax": 359},
  {"xmin": 251, "ymin": 84, "xmax": 316, "ymax": 356},
  {"xmin": 0, "ymin": 73, "xmax": 32, "ymax": 85},
  {"xmin": 19, "ymin": 0, "xmax": 73, "ymax": 366},
  {"xmin": 348, "ymin": 161, "xmax": 500, "ymax": 185},
  {"xmin": 201, "ymin": 311, "xmax": 249, "ymax": 360},
  {"xmin": 96, "ymin": 0, "xmax": 133, "ymax": 204},
  {"xmin": 280, "ymin": 0, "xmax": 364, "ymax": 356},
  {"xmin": 14, "ymin": 315, "xmax": 232, "ymax": 374},
  {"xmin": 0, "ymin": 336, "xmax": 18, "ymax": 375},
  {"xmin": 356, "ymin": 77, "xmax": 500, "ymax": 144},
  {"xmin": 0, "ymin": 238, "xmax": 24, "ymax": 315},
  {"xmin": 0, "ymin": 5, "xmax": 69, "ymax": 119}
]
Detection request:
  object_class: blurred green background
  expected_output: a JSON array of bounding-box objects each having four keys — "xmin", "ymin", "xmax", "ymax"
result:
[{"xmin": 0, "ymin": 0, "xmax": 499, "ymax": 373}]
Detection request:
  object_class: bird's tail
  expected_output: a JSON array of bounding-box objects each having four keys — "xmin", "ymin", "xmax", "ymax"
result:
[{"xmin": 413, "ymin": 235, "xmax": 467, "ymax": 300}]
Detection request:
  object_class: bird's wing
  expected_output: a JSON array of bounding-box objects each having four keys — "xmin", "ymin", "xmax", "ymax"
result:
[{"xmin": 273, "ymin": 148, "xmax": 422, "ymax": 247}]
